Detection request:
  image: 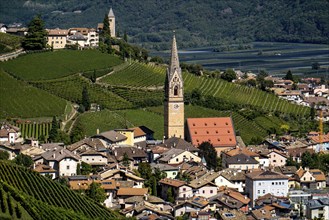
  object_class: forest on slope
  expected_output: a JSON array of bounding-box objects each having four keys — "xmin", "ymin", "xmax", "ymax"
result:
[{"xmin": 1, "ymin": 0, "xmax": 328, "ymax": 49}]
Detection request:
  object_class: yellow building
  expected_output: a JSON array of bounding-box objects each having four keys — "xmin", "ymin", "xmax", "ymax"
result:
[
  {"xmin": 46, "ymin": 29, "xmax": 68, "ymax": 49},
  {"xmin": 115, "ymin": 129, "xmax": 134, "ymax": 146}
]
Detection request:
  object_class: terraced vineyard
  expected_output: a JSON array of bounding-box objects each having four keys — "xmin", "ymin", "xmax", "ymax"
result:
[
  {"xmin": 32, "ymin": 75, "xmax": 133, "ymax": 110},
  {"xmin": 0, "ymin": 70, "xmax": 67, "ymax": 119},
  {"xmin": 100, "ymin": 61, "xmax": 165, "ymax": 88},
  {"xmin": 15, "ymin": 122, "xmax": 51, "ymax": 139},
  {"xmin": 0, "ymin": 161, "xmax": 122, "ymax": 219},
  {"xmin": 182, "ymin": 73, "xmax": 310, "ymax": 117}
]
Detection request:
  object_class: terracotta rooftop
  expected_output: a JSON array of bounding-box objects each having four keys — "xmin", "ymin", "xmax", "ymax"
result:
[
  {"xmin": 287, "ymin": 147, "xmax": 315, "ymax": 157},
  {"xmin": 47, "ymin": 29, "xmax": 68, "ymax": 36},
  {"xmin": 33, "ymin": 164, "xmax": 56, "ymax": 173},
  {"xmin": 187, "ymin": 117, "xmax": 237, "ymax": 147},
  {"xmin": 310, "ymin": 169, "xmax": 326, "ymax": 181},
  {"xmin": 159, "ymin": 178, "xmax": 186, "ymax": 187},
  {"xmin": 117, "ymin": 188, "xmax": 148, "ymax": 196},
  {"xmin": 69, "ymin": 179, "xmax": 118, "ymax": 190},
  {"xmin": 309, "ymin": 132, "xmax": 329, "ymax": 144},
  {"xmin": 129, "ymin": 127, "xmax": 146, "ymax": 138}
]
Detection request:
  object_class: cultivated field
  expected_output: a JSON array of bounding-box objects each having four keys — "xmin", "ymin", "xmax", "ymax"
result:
[
  {"xmin": 0, "ymin": 70, "xmax": 67, "ymax": 119},
  {"xmin": 1, "ymin": 50, "xmax": 122, "ymax": 81}
]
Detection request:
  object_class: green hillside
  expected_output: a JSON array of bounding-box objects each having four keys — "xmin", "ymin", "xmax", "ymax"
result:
[
  {"xmin": 32, "ymin": 75, "xmax": 133, "ymax": 110},
  {"xmin": 100, "ymin": 61, "xmax": 309, "ymax": 117},
  {"xmin": 0, "ymin": 33, "xmax": 22, "ymax": 54},
  {"xmin": 0, "ymin": 161, "xmax": 122, "ymax": 220},
  {"xmin": 1, "ymin": 50, "xmax": 122, "ymax": 81},
  {"xmin": 0, "ymin": 70, "xmax": 67, "ymax": 119},
  {"xmin": 1, "ymin": 0, "xmax": 328, "ymax": 48}
]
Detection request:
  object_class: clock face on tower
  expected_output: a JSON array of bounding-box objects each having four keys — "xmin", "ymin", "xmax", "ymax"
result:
[{"xmin": 173, "ymin": 104, "xmax": 180, "ymax": 110}]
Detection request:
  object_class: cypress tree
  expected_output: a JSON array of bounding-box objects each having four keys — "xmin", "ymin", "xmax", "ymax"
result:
[
  {"xmin": 48, "ymin": 116, "xmax": 59, "ymax": 142},
  {"xmin": 81, "ymin": 86, "xmax": 90, "ymax": 111}
]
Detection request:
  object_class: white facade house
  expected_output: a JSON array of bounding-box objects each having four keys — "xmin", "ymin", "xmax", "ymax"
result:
[
  {"xmin": 0, "ymin": 124, "xmax": 23, "ymax": 144},
  {"xmin": 268, "ymin": 150, "xmax": 287, "ymax": 167},
  {"xmin": 158, "ymin": 148, "xmax": 201, "ymax": 165},
  {"xmin": 81, "ymin": 150, "xmax": 108, "ymax": 166},
  {"xmin": 40, "ymin": 147, "xmax": 80, "ymax": 177},
  {"xmin": 245, "ymin": 170, "xmax": 289, "ymax": 207}
]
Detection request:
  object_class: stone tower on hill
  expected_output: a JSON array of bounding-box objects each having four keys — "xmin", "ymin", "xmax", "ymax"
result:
[
  {"xmin": 164, "ymin": 34, "xmax": 184, "ymax": 139},
  {"xmin": 108, "ymin": 8, "xmax": 115, "ymax": 38}
]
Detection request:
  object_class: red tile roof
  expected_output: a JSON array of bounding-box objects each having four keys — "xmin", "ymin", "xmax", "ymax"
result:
[{"xmin": 187, "ymin": 117, "xmax": 237, "ymax": 148}]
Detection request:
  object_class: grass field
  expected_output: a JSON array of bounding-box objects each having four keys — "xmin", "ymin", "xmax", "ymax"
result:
[
  {"xmin": 0, "ymin": 70, "xmax": 67, "ymax": 119},
  {"xmin": 74, "ymin": 109, "xmax": 164, "ymax": 139},
  {"xmin": 1, "ymin": 50, "xmax": 123, "ymax": 81}
]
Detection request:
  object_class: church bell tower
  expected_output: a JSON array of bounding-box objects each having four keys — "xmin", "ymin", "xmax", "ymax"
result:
[{"xmin": 164, "ymin": 33, "xmax": 184, "ymax": 139}]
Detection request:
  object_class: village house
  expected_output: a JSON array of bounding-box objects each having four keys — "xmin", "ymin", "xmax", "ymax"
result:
[
  {"xmin": 245, "ymin": 170, "xmax": 289, "ymax": 207},
  {"xmin": 99, "ymin": 168, "xmax": 144, "ymax": 188},
  {"xmin": 116, "ymin": 188, "xmax": 148, "ymax": 206},
  {"xmin": 33, "ymin": 164, "xmax": 57, "ymax": 179},
  {"xmin": 157, "ymin": 148, "xmax": 201, "ymax": 165},
  {"xmin": 151, "ymin": 163, "xmax": 179, "ymax": 179},
  {"xmin": 224, "ymin": 153, "xmax": 260, "ymax": 170},
  {"xmin": 67, "ymin": 137, "xmax": 106, "ymax": 154},
  {"xmin": 35, "ymin": 147, "xmax": 80, "ymax": 177},
  {"xmin": 46, "ymin": 29, "xmax": 68, "ymax": 49},
  {"xmin": 174, "ymin": 196, "xmax": 210, "ymax": 217},
  {"xmin": 0, "ymin": 124, "xmax": 22, "ymax": 144},
  {"xmin": 216, "ymin": 169, "xmax": 246, "ymax": 192},
  {"xmin": 159, "ymin": 178, "xmax": 193, "ymax": 200},
  {"xmin": 93, "ymin": 130, "xmax": 127, "ymax": 147},
  {"xmin": 293, "ymin": 167, "xmax": 326, "ymax": 189},
  {"xmin": 112, "ymin": 146, "xmax": 147, "ymax": 169},
  {"xmin": 188, "ymin": 177, "xmax": 218, "ymax": 198},
  {"xmin": 306, "ymin": 198, "xmax": 329, "ymax": 220},
  {"xmin": 67, "ymin": 28, "xmax": 99, "ymax": 48},
  {"xmin": 80, "ymin": 149, "xmax": 109, "ymax": 166},
  {"xmin": 186, "ymin": 117, "xmax": 237, "ymax": 154},
  {"xmin": 267, "ymin": 149, "xmax": 288, "ymax": 167}
]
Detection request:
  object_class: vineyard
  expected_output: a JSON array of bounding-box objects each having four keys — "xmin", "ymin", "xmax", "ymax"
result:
[
  {"xmin": 0, "ymin": 70, "xmax": 67, "ymax": 119},
  {"xmin": 0, "ymin": 50, "xmax": 122, "ymax": 81},
  {"xmin": 98, "ymin": 61, "xmax": 309, "ymax": 117},
  {"xmin": 15, "ymin": 122, "xmax": 51, "ymax": 140},
  {"xmin": 100, "ymin": 61, "xmax": 165, "ymax": 88},
  {"xmin": 182, "ymin": 73, "xmax": 310, "ymax": 117},
  {"xmin": 0, "ymin": 161, "xmax": 122, "ymax": 220},
  {"xmin": 32, "ymin": 75, "xmax": 133, "ymax": 110}
]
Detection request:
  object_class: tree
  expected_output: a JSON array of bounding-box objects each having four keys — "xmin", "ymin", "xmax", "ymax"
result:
[
  {"xmin": 310, "ymin": 103, "xmax": 315, "ymax": 120},
  {"xmin": 78, "ymin": 162, "xmax": 93, "ymax": 175},
  {"xmin": 198, "ymin": 142, "xmax": 218, "ymax": 170},
  {"xmin": 14, "ymin": 154, "xmax": 33, "ymax": 168},
  {"xmin": 0, "ymin": 151, "xmax": 9, "ymax": 160},
  {"xmin": 86, "ymin": 182, "xmax": 106, "ymax": 203},
  {"xmin": 280, "ymin": 124, "xmax": 290, "ymax": 134},
  {"xmin": 138, "ymin": 162, "xmax": 152, "ymax": 179},
  {"xmin": 284, "ymin": 70, "xmax": 294, "ymax": 81},
  {"xmin": 102, "ymin": 14, "xmax": 110, "ymax": 36},
  {"xmin": 70, "ymin": 121, "xmax": 85, "ymax": 143},
  {"xmin": 167, "ymin": 187, "xmax": 175, "ymax": 203},
  {"xmin": 301, "ymin": 151, "xmax": 313, "ymax": 168},
  {"xmin": 221, "ymin": 68, "xmax": 236, "ymax": 82},
  {"xmin": 123, "ymin": 31, "xmax": 128, "ymax": 42},
  {"xmin": 81, "ymin": 86, "xmax": 90, "ymax": 111},
  {"xmin": 22, "ymin": 15, "xmax": 47, "ymax": 50},
  {"xmin": 122, "ymin": 153, "xmax": 130, "ymax": 167},
  {"xmin": 48, "ymin": 116, "xmax": 59, "ymax": 142},
  {"xmin": 256, "ymin": 70, "xmax": 268, "ymax": 83}
]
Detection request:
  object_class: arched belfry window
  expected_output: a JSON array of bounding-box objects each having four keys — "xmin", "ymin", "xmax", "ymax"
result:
[{"xmin": 174, "ymin": 85, "xmax": 179, "ymax": 96}]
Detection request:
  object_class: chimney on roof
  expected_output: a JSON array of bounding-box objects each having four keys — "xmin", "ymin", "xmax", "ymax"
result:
[{"xmin": 53, "ymin": 153, "xmax": 55, "ymax": 158}]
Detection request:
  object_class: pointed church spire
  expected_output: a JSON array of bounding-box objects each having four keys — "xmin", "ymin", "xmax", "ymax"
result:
[
  {"xmin": 108, "ymin": 8, "xmax": 115, "ymax": 17},
  {"xmin": 169, "ymin": 32, "xmax": 180, "ymax": 75}
]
